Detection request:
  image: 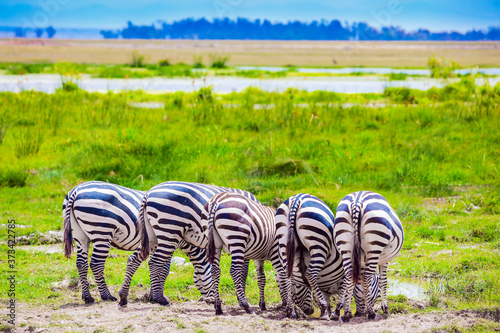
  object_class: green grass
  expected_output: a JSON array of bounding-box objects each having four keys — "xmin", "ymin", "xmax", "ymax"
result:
[{"xmin": 0, "ymin": 80, "xmax": 499, "ymax": 315}]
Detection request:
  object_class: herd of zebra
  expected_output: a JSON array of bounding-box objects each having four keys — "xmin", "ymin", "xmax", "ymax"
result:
[{"xmin": 62, "ymin": 181, "xmax": 404, "ymax": 322}]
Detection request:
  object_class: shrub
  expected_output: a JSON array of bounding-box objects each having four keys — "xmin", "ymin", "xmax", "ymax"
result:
[
  {"xmin": 158, "ymin": 59, "xmax": 171, "ymax": 67},
  {"xmin": 209, "ymin": 53, "xmax": 230, "ymax": 69},
  {"xmin": 383, "ymin": 87, "xmax": 416, "ymax": 104},
  {"xmin": 428, "ymin": 55, "xmax": 461, "ymax": 79},
  {"xmin": 131, "ymin": 51, "xmax": 145, "ymax": 68},
  {"xmin": 192, "ymin": 55, "xmax": 204, "ymax": 68}
]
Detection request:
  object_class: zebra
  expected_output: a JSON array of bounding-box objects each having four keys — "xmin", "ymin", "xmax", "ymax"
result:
[
  {"xmin": 197, "ymin": 192, "xmax": 281, "ymax": 315},
  {"xmin": 62, "ymin": 181, "xmax": 213, "ymax": 305},
  {"xmin": 129, "ymin": 181, "xmax": 286, "ymax": 307},
  {"xmin": 275, "ymin": 193, "xmax": 337, "ymax": 320},
  {"xmin": 290, "ymin": 247, "xmax": 380, "ymax": 318},
  {"xmin": 333, "ymin": 191, "xmax": 404, "ymax": 322}
]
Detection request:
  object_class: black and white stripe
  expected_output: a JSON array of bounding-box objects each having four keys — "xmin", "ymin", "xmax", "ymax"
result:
[
  {"xmin": 333, "ymin": 191, "xmax": 404, "ymax": 321},
  {"xmin": 131, "ymin": 181, "xmax": 263, "ymax": 306},
  {"xmin": 276, "ymin": 193, "xmax": 337, "ymax": 320},
  {"xmin": 201, "ymin": 192, "xmax": 282, "ymax": 315},
  {"xmin": 62, "ymin": 181, "xmax": 213, "ymax": 305},
  {"xmin": 290, "ymin": 248, "xmax": 380, "ymax": 318}
]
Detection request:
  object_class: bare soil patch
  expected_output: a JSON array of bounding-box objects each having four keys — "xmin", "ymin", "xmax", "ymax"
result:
[
  {"xmin": 11, "ymin": 300, "xmax": 488, "ymax": 333},
  {"xmin": 1, "ymin": 39, "xmax": 499, "ymax": 67}
]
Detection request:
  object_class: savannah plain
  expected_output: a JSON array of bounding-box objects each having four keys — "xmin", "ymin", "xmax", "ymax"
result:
[{"xmin": 0, "ymin": 40, "xmax": 499, "ymax": 332}]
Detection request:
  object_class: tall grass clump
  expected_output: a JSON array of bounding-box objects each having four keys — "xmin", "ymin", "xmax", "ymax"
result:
[
  {"xmin": 428, "ymin": 55, "xmax": 461, "ymax": 79},
  {"xmin": 55, "ymin": 62, "xmax": 81, "ymax": 92},
  {"xmin": 209, "ymin": 53, "xmax": 230, "ymax": 69},
  {"xmin": 13, "ymin": 128, "xmax": 44, "ymax": 158},
  {"xmin": 131, "ymin": 51, "xmax": 146, "ymax": 68},
  {"xmin": 0, "ymin": 168, "xmax": 28, "ymax": 187},
  {"xmin": 192, "ymin": 55, "xmax": 204, "ymax": 68}
]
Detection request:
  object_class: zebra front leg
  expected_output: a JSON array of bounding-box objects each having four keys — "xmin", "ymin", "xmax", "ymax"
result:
[
  {"xmin": 75, "ymin": 239, "xmax": 94, "ymax": 304},
  {"xmin": 340, "ymin": 270, "xmax": 356, "ymax": 322},
  {"xmin": 379, "ymin": 263, "xmax": 389, "ymax": 314},
  {"xmin": 285, "ymin": 274, "xmax": 296, "ymax": 318},
  {"xmin": 118, "ymin": 249, "xmax": 143, "ymax": 306},
  {"xmin": 89, "ymin": 240, "xmax": 117, "ymax": 302},
  {"xmin": 211, "ymin": 248, "xmax": 223, "ymax": 315},
  {"xmin": 254, "ymin": 260, "xmax": 267, "ymax": 311}
]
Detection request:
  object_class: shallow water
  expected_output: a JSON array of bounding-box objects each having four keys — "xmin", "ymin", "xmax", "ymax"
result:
[
  {"xmin": 1, "ymin": 74, "xmax": 498, "ymax": 94},
  {"xmin": 388, "ymin": 278, "xmax": 429, "ymax": 301},
  {"xmin": 237, "ymin": 66, "xmax": 500, "ymax": 76}
]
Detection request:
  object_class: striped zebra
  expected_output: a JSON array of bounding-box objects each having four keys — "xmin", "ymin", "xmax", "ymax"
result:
[
  {"xmin": 276, "ymin": 193, "xmax": 336, "ymax": 320},
  {"xmin": 197, "ymin": 192, "xmax": 281, "ymax": 315},
  {"xmin": 290, "ymin": 247, "xmax": 380, "ymax": 318},
  {"xmin": 130, "ymin": 181, "xmax": 282, "ymax": 307},
  {"xmin": 62, "ymin": 181, "xmax": 213, "ymax": 305},
  {"xmin": 333, "ymin": 191, "xmax": 404, "ymax": 321}
]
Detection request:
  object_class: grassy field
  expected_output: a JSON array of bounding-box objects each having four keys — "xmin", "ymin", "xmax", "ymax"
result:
[
  {"xmin": 1, "ymin": 39, "xmax": 500, "ymax": 67},
  {"xmin": 0, "ymin": 77, "xmax": 500, "ymax": 331}
]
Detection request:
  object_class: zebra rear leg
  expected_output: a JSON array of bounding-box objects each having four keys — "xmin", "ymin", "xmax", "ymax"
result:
[
  {"xmin": 305, "ymin": 263, "xmax": 329, "ymax": 320},
  {"xmin": 379, "ymin": 263, "xmax": 389, "ymax": 314},
  {"xmin": 89, "ymin": 240, "xmax": 117, "ymax": 302},
  {"xmin": 362, "ymin": 267, "xmax": 377, "ymax": 320},
  {"xmin": 211, "ymin": 248, "xmax": 223, "ymax": 315},
  {"xmin": 118, "ymin": 249, "xmax": 143, "ymax": 306},
  {"xmin": 148, "ymin": 253, "xmax": 172, "ymax": 306},
  {"xmin": 254, "ymin": 260, "xmax": 266, "ymax": 311},
  {"xmin": 229, "ymin": 252, "xmax": 252, "ymax": 314},
  {"xmin": 75, "ymin": 239, "xmax": 94, "ymax": 304},
  {"xmin": 241, "ymin": 259, "xmax": 250, "ymax": 304}
]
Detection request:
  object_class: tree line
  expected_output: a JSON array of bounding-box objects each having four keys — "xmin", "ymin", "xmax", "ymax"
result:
[
  {"xmin": 14, "ymin": 26, "xmax": 56, "ymax": 38},
  {"xmin": 100, "ymin": 18, "xmax": 500, "ymax": 41}
]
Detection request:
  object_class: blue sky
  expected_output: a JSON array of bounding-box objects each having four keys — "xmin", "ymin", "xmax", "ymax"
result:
[{"xmin": 1, "ymin": 0, "xmax": 499, "ymax": 32}]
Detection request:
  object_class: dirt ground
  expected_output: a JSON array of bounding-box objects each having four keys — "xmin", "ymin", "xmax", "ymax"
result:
[
  {"xmin": 11, "ymin": 299, "xmax": 491, "ymax": 333},
  {"xmin": 1, "ymin": 39, "xmax": 500, "ymax": 67}
]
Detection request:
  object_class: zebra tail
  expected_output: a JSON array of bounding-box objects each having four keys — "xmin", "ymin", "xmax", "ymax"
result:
[
  {"xmin": 286, "ymin": 197, "xmax": 300, "ymax": 278},
  {"xmin": 352, "ymin": 202, "xmax": 363, "ymax": 285},
  {"xmin": 62, "ymin": 189, "xmax": 77, "ymax": 259},
  {"xmin": 138, "ymin": 194, "xmax": 150, "ymax": 261},
  {"xmin": 206, "ymin": 198, "xmax": 219, "ymax": 265}
]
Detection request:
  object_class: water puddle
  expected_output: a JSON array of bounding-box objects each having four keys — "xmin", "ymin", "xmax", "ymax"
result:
[{"xmin": 388, "ymin": 278, "xmax": 429, "ymax": 301}]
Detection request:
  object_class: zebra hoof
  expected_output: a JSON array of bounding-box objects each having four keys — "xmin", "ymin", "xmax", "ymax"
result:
[
  {"xmin": 215, "ymin": 302, "xmax": 223, "ymax": 316},
  {"xmin": 319, "ymin": 307, "xmax": 330, "ymax": 321},
  {"xmin": 157, "ymin": 296, "xmax": 170, "ymax": 306},
  {"xmin": 102, "ymin": 295, "xmax": 118, "ymax": 302},
  {"xmin": 341, "ymin": 311, "xmax": 352, "ymax": 323},
  {"xmin": 118, "ymin": 295, "xmax": 128, "ymax": 307},
  {"xmin": 84, "ymin": 296, "xmax": 95, "ymax": 304},
  {"xmin": 285, "ymin": 307, "xmax": 296, "ymax": 319},
  {"xmin": 259, "ymin": 301, "xmax": 267, "ymax": 311},
  {"xmin": 381, "ymin": 305, "xmax": 389, "ymax": 314},
  {"xmin": 367, "ymin": 312, "xmax": 376, "ymax": 320},
  {"xmin": 330, "ymin": 313, "xmax": 340, "ymax": 321}
]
